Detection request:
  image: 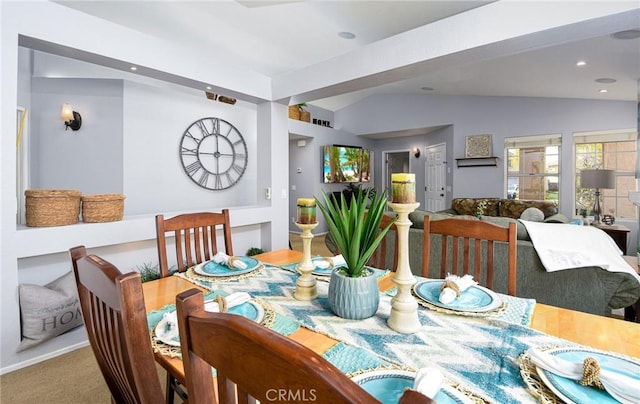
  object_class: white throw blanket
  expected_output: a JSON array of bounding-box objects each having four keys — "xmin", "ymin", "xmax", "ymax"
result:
[{"xmin": 519, "ymin": 220, "xmax": 640, "ymax": 283}]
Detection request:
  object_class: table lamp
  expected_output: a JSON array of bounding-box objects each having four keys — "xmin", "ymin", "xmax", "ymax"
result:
[{"xmin": 580, "ymin": 169, "xmax": 615, "ymax": 225}]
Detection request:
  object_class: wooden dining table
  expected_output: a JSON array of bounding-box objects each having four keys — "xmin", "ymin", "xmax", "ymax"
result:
[{"xmin": 142, "ymin": 248, "xmax": 640, "ymax": 390}]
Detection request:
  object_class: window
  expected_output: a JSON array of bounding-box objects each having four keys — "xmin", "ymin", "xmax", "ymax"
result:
[
  {"xmin": 505, "ymin": 134, "xmax": 561, "ymax": 201},
  {"xmin": 574, "ymin": 130, "xmax": 637, "ymax": 219}
]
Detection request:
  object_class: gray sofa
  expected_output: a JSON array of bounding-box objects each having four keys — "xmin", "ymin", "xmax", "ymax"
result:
[{"xmin": 326, "ymin": 206, "xmax": 640, "ymax": 316}]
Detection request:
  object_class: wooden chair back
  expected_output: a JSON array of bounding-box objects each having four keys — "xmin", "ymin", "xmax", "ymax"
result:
[
  {"xmin": 156, "ymin": 210, "xmax": 233, "ymax": 277},
  {"xmin": 69, "ymin": 246, "xmax": 165, "ymax": 404},
  {"xmin": 368, "ymin": 214, "xmax": 399, "ymax": 271},
  {"xmin": 175, "ymin": 288, "xmax": 381, "ymax": 404},
  {"xmin": 422, "ymin": 216, "xmax": 517, "ymax": 295}
]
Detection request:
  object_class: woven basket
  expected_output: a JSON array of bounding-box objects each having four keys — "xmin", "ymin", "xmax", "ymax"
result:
[
  {"xmin": 25, "ymin": 189, "xmax": 82, "ymax": 227},
  {"xmin": 300, "ymin": 110, "xmax": 311, "ymax": 122},
  {"xmin": 288, "ymin": 105, "xmax": 300, "ymax": 120},
  {"xmin": 81, "ymin": 194, "xmax": 125, "ymax": 223}
]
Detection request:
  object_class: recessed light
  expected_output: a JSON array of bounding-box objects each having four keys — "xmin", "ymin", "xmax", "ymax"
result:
[
  {"xmin": 420, "ymin": 87, "xmax": 434, "ymax": 91},
  {"xmin": 338, "ymin": 31, "xmax": 356, "ymax": 39},
  {"xmin": 206, "ymin": 86, "xmax": 212, "ymax": 90},
  {"xmin": 130, "ymin": 66, "xmax": 137, "ymax": 71},
  {"xmin": 599, "ymin": 89, "xmax": 608, "ymax": 93},
  {"xmin": 611, "ymin": 29, "xmax": 640, "ymax": 40},
  {"xmin": 595, "ymin": 78, "xmax": 616, "ymax": 84},
  {"xmin": 576, "ymin": 60, "xmax": 587, "ymax": 67}
]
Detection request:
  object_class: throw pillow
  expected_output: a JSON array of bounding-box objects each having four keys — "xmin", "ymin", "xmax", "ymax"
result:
[
  {"xmin": 451, "ymin": 198, "xmax": 500, "ymax": 217},
  {"xmin": 18, "ymin": 271, "xmax": 83, "ymax": 351},
  {"xmin": 499, "ymin": 199, "xmax": 558, "ymax": 219},
  {"xmin": 520, "ymin": 207, "xmax": 545, "ymax": 222}
]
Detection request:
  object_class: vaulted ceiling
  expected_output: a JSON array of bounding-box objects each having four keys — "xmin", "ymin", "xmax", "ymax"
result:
[{"xmin": 55, "ymin": 1, "xmax": 640, "ymax": 111}]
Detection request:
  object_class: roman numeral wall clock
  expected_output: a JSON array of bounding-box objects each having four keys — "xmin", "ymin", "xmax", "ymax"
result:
[{"xmin": 180, "ymin": 117, "xmax": 248, "ymax": 190}]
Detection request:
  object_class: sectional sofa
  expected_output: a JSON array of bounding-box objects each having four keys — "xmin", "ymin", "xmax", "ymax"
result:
[{"xmin": 325, "ymin": 198, "xmax": 640, "ymax": 316}]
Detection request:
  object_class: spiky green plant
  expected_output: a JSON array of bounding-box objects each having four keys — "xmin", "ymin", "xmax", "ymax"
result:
[{"xmin": 316, "ymin": 188, "xmax": 394, "ymax": 278}]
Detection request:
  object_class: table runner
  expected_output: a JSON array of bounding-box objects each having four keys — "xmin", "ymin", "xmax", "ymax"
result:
[
  {"xmin": 257, "ymin": 279, "xmax": 558, "ymax": 404},
  {"xmin": 165, "ymin": 264, "xmax": 612, "ymax": 403},
  {"xmin": 175, "ymin": 264, "xmax": 535, "ymax": 326}
]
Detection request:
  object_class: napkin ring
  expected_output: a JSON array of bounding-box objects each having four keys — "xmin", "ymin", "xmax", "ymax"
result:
[
  {"xmin": 580, "ymin": 357, "xmax": 604, "ymax": 390},
  {"xmin": 440, "ymin": 279, "xmax": 461, "ymax": 296},
  {"xmin": 227, "ymin": 256, "xmax": 242, "ymax": 270},
  {"xmin": 215, "ymin": 295, "xmax": 228, "ymax": 313}
]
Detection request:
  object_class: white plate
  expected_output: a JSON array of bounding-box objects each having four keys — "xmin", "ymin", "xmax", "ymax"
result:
[
  {"xmin": 193, "ymin": 256, "xmax": 261, "ymax": 277},
  {"xmin": 536, "ymin": 347, "xmax": 640, "ymax": 404},
  {"xmin": 351, "ymin": 369, "xmax": 472, "ymax": 404},
  {"xmin": 413, "ymin": 279, "xmax": 502, "ymax": 312},
  {"xmin": 154, "ymin": 300, "xmax": 265, "ymax": 347}
]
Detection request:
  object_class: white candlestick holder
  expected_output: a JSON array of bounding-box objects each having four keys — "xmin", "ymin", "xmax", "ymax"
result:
[
  {"xmin": 387, "ymin": 201, "xmax": 421, "ymax": 334},
  {"xmin": 293, "ymin": 221, "xmax": 319, "ymax": 300}
]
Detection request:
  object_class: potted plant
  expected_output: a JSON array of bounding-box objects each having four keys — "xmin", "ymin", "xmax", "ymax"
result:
[{"xmin": 316, "ymin": 188, "xmax": 394, "ymax": 319}]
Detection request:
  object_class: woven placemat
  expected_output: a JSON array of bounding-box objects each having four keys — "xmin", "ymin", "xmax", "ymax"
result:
[
  {"xmin": 519, "ymin": 348, "xmax": 563, "ymax": 404},
  {"xmin": 182, "ymin": 263, "xmax": 265, "ymax": 284},
  {"xmin": 413, "ymin": 290, "xmax": 509, "ymax": 318}
]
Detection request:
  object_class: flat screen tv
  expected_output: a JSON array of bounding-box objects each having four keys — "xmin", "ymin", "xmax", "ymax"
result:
[{"xmin": 323, "ymin": 145, "xmax": 371, "ymax": 183}]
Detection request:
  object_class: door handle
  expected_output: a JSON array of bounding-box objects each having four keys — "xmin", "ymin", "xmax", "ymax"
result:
[{"xmin": 440, "ymin": 194, "xmax": 444, "ymax": 197}]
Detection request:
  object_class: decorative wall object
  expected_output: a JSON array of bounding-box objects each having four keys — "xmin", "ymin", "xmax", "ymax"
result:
[
  {"xmin": 465, "ymin": 134, "xmax": 493, "ymax": 158},
  {"xmin": 218, "ymin": 96, "xmax": 236, "ymax": 105},
  {"xmin": 180, "ymin": 117, "xmax": 248, "ymax": 190}
]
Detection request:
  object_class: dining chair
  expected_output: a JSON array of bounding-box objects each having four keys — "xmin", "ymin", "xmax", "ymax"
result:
[
  {"xmin": 422, "ymin": 216, "xmax": 518, "ymax": 295},
  {"xmin": 156, "ymin": 209, "xmax": 233, "ymax": 277},
  {"xmin": 69, "ymin": 245, "xmax": 167, "ymax": 404},
  {"xmin": 175, "ymin": 288, "xmax": 433, "ymax": 404},
  {"xmin": 368, "ymin": 213, "xmax": 399, "ymax": 271},
  {"xmin": 155, "ymin": 209, "xmax": 233, "ymax": 402}
]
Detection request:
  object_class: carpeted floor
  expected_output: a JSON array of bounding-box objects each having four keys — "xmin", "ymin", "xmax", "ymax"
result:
[
  {"xmin": 0, "ymin": 233, "xmax": 329, "ymax": 403},
  {"xmin": 1, "ymin": 345, "xmax": 117, "ymax": 403}
]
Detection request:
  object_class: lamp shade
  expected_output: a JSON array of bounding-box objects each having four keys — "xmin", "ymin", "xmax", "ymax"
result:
[
  {"xmin": 580, "ymin": 169, "xmax": 615, "ymax": 189},
  {"xmin": 61, "ymin": 103, "xmax": 74, "ymax": 121}
]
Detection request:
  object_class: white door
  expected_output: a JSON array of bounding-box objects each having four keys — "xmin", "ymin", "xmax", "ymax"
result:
[{"xmin": 424, "ymin": 143, "xmax": 446, "ymax": 211}]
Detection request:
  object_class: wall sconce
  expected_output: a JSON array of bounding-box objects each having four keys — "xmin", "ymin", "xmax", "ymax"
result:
[
  {"xmin": 413, "ymin": 147, "xmax": 421, "ymax": 158},
  {"xmin": 61, "ymin": 103, "xmax": 82, "ymax": 131}
]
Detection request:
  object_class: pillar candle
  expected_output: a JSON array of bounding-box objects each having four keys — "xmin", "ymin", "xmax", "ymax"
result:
[
  {"xmin": 297, "ymin": 198, "xmax": 317, "ymax": 224},
  {"xmin": 391, "ymin": 173, "xmax": 416, "ymax": 203}
]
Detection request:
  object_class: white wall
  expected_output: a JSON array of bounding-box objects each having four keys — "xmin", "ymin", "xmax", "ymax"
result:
[
  {"xmin": 1, "ymin": 2, "xmax": 289, "ymax": 373},
  {"xmin": 338, "ymin": 94, "xmax": 636, "ymax": 213},
  {"xmin": 122, "ymin": 80, "xmax": 258, "ymax": 214},
  {"xmin": 30, "ymin": 77, "xmax": 124, "ymax": 193},
  {"xmin": 337, "ymin": 93, "xmax": 638, "ymax": 251}
]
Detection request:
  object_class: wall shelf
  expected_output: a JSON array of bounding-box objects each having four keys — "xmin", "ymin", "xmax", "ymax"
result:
[{"xmin": 455, "ymin": 157, "xmax": 498, "ymax": 168}]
